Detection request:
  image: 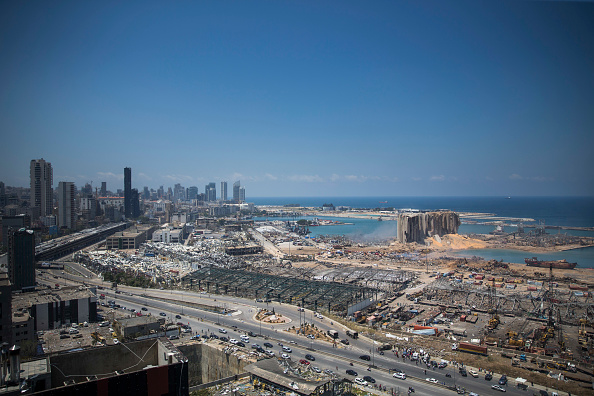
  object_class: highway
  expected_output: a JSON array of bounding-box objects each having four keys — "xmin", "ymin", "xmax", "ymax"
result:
[{"xmin": 38, "ymin": 263, "xmax": 537, "ymax": 396}]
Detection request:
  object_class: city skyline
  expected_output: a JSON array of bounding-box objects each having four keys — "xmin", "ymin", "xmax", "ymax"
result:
[{"xmin": 1, "ymin": 1, "xmax": 593, "ymax": 197}]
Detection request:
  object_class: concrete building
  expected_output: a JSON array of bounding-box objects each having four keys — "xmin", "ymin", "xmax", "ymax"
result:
[
  {"xmin": 205, "ymin": 182, "xmax": 216, "ymax": 202},
  {"xmin": 12, "ymin": 308, "xmax": 34, "ymax": 345},
  {"xmin": 131, "ymin": 188, "xmax": 140, "ymax": 218},
  {"xmin": 8, "ymin": 228, "xmax": 36, "ymax": 292},
  {"xmin": 11, "ymin": 338, "xmax": 188, "ymax": 396},
  {"xmin": 239, "ymin": 186, "xmax": 245, "ymax": 203},
  {"xmin": 57, "ymin": 182, "xmax": 75, "ymax": 230},
  {"xmin": 30, "ymin": 159, "xmax": 53, "ymax": 218},
  {"xmin": 80, "ymin": 195, "xmax": 97, "ymax": 221},
  {"xmin": 220, "ymin": 181, "xmax": 227, "ymax": 201},
  {"xmin": 114, "ymin": 316, "xmax": 161, "ymax": 340},
  {"xmin": 0, "ymin": 273, "xmax": 12, "ymax": 343},
  {"xmin": 232, "ymin": 181, "xmax": 240, "ymax": 203},
  {"xmin": 186, "ymin": 186, "xmax": 198, "ymax": 201},
  {"xmin": 12, "ymin": 286, "xmax": 98, "ymax": 331},
  {"xmin": 106, "ymin": 225, "xmax": 156, "ymax": 250},
  {"xmin": 100, "ymin": 181, "xmax": 107, "ymax": 196},
  {"xmin": 397, "ymin": 211, "xmax": 460, "ymax": 243},
  {"xmin": 124, "ymin": 167, "xmax": 132, "ymax": 218}
]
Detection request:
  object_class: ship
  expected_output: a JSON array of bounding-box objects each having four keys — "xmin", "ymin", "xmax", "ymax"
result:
[
  {"xmin": 379, "ymin": 201, "xmax": 388, "ymax": 203},
  {"xmin": 524, "ymin": 257, "xmax": 577, "ymax": 269}
]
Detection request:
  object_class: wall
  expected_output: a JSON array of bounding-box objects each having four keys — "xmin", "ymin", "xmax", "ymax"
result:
[{"xmin": 177, "ymin": 342, "xmax": 250, "ymax": 387}]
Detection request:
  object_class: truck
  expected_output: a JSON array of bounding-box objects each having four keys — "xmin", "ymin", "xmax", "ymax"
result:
[
  {"xmin": 327, "ymin": 330, "xmax": 339, "ymax": 339},
  {"xmin": 346, "ymin": 330, "xmax": 358, "ymax": 339},
  {"xmin": 457, "ymin": 341, "xmax": 488, "ymax": 356}
]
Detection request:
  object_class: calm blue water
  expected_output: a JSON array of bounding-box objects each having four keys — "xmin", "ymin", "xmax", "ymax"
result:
[
  {"xmin": 252, "ymin": 196, "xmax": 594, "ymax": 228},
  {"xmin": 252, "ymin": 196, "xmax": 594, "ymax": 267},
  {"xmin": 454, "ymin": 247, "xmax": 594, "ymax": 269}
]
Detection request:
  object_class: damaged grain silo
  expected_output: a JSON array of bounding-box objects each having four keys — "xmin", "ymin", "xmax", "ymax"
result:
[{"xmin": 397, "ymin": 211, "xmax": 460, "ymax": 243}]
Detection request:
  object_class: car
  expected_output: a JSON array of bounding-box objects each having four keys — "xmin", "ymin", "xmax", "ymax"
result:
[
  {"xmin": 469, "ymin": 369, "xmax": 478, "ymax": 378},
  {"xmin": 282, "ymin": 346, "xmax": 292, "ymax": 353},
  {"xmin": 305, "ymin": 354, "xmax": 315, "ymax": 361},
  {"xmin": 340, "ymin": 339, "xmax": 349, "ymax": 345},
  {"xmin": 363, "ymin": 376, "xmax": 375, "ymax": 383},
  {"xmin": 485, "ymin": 373, "xmax": 493, "ymax": 381},
  {"xmin": 264, "ymin": 342, "xmax": 273, "ymax": 348},
  {"xmin": 159, "ymin": 312, "xmax": 166, "ymax": 316},
  {"xmin": 229, "ymin": 338, "xmax": 238, "ymax": 344},
  {"xmin": 393, "ymin": 372, "xmax": 406, "ymax": 380},
  {"xmin": 182, "ymin": 328, "xmax": 192, "ymax": 333},
  {"xmin": 241, "ymin": 335, "xmax": 250, "ymax": 342},
  {"xmin": 438, "ymin": 362, "xmax": 447, "ymax": 369},
  {"xmin": 141, "ymin": 307, "xmax": 148, "ymax": 311},
  {"xmin": 281, "ymin": 353, "xmax": 290, "ymax": 359},
  {"xmin": 248, "ymin": 331, "xmax": 257, "ymax": 337},
  {"xmin": 324, "ymin": 369, "xmax": 333, "ymax": 375},
  {"xmin": 346, "ymin": 369, "xmax": 357, "ymax": 376},
  {"xmin": 469, "ymin": 393, "xmax": 479, "ymax": 396},
  {"xmin": 220, "ymin": 336, "xmax": 229, "ymax": 342},
  {"xmin": 266, "ymin": 350, "xmax": 275, "ymax": 356},
  {"xmin": 209, "ymin": 334, "xmax": 219, "ymax": 339},
  {"xmin": 312, "ymin": 367, "xmax": 321, "ymax": 373},
  {"xmin": 299, "ymin": 359, "xmax": 310, "ymax": 365},
  {"xmin": 307, "ymin": 334, "xmax": 315, "ymax": 339},
  {"xmin": 491, "ymin": 384, "xmax": 506, "ymax": 392},
  {"xmin": 498, "ymin": 375, "xmax": 507, "ymax": 385},
  {"xmin": 168, "ymin": 335, "xmax": 179, "ymax": 340},
  {"xmin": 191, "ymin": 335, "xmax": 200, "ymax": 340},
  {"xmin": 175, "ymin": 315, "xmax": 182, "ymax": 319},
  {"xmin": 251, "ymin": 343, "xmax": 260, "ymax": 349},
  {"xmin": 231, "ymin": 325, "xmax": 238, "ymax": 329},
  {"xmin": 359, "ymin": 355, "xmax": 371, "ymax": 361},
  {"xmin": 218, "ymin": 328, "xmax": 227, "ymax": 334},
  {"xmin": 256, "ymin": 299, "xmax": 263, "ymax": 302},
  {"xmin": 354, "ymin": 378, "xmax": 368, "ymax": 386},
  {"xmin": 237, "ymin": 342, "xmax": 245, "ymax": 347},
  {"xmin": 459, "ymin": 369, "xmax": 468, "ymax": 377},
  {"xmin": 426, "ymin": 378, "xmax": 438, "ymax": 384}
]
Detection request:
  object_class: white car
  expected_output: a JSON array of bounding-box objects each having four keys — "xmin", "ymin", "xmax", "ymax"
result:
[
  {"xmin": 281, "ymin": 353, "xmax": 290, "ymax": 359},
  {"xmin": 393, "ymin": 372, "xmax": 406, "ymax": 380},
  {"xmin": 354, "ymin": 378, "xmax": 368, "ymax": 386},
  {"xmin": 229, "ymin": 338, "xmax": 238, "ymax": 344},
  {"xmin": 491, "ymin": 385, "xmax": 506, "ymax": 392},
  {"xmin": 469, "ymin": 369, "xmax": 478, "ymax": 378},
  {"xmin": 312, "ymin": 367, "xmax": 321, "ymax": 373},
  {"xmin": 426, "ymin": 378, "xmax": 438, "ymax": 384},
  {"xmin": 218, "ymin": 328, "xmax": 227, "ymax": 334},
  {"xmin": 282, "ymin": 346, "xmax": 292, "ymax": 353}
]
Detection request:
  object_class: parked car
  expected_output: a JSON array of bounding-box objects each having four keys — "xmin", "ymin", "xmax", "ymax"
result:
[
  {"xmin": 219, "ymin": 328, "xmax": 227, "ymax": 334},
  {"xmin": 264, "ymin": 342, "xmax": 273, "ymax": 348},
  {"xmin": 469, "ymin": 369, "xmax": 478, "ymax": 378},
  {"xmin": 299, "ymin": 359, "xmax": 310, "ymax": 365},
  {"xmin": 305, "ymin": 354, "xmax": 315, "ymax": 361},
  {"xmin": 312, "ymin": 367, "xmax": 321, "ymax": 373},
  {"xmin": 282, "ymin": 346, "xmax": 292, "ymax": 353},
  {"xmin": 359, "ymin": 355, "xmax": 371, "ymax": 361},
  {"xmin": 281, "ymin": 353, "xmax": 290, "ymax": 359},
  {"xmin": 159, "ymin": 312, "xmax": 166, "ymax": 316},
  {"xmin": 229, "ymin": 338, "xmax": 238, "ymax": 344},
  {"xmin": 491, "ymin": 384, "xmax": 506, "ymax": 392},
  {"xmin": 168, "ymin": 335, "xmax": 179, "ymax": 340},
  {"xmin": 346, "ymin": 369, "xmax": 357, "ymax": 376},
  {"xmin": 340, "ymin": 339, "xmax": 350, "ymax": 345},
  {"xmin": 141, "ymin": 307, "xmax": 148, "ymax": 311},
  {"xmin": 354, "ymin": 378, "xmax": 367, "ymax": 386},
  {"xmin": 363, "ymin": 376, "xmax": 375, "ymax": 383},
  {"xmin": 499, "ymin": 375, "xmax": 507, "ymax": 385},
  {"xmin": 485, "ymin": 373, "xmax": 493, "ymax": 381}
]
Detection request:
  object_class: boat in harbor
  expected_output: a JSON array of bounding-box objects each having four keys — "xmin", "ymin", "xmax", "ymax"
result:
[{"xmin": 525, "ymin": 257, "xmax": 577, "ymax": 269}]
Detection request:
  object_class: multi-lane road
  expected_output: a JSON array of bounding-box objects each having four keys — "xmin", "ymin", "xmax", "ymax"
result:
[{"xmin": 38, "ymin": 263, "xmax": 535, "ymax": 396}]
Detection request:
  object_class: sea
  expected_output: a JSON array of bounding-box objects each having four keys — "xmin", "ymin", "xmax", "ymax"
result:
[{"xmin": 251, "ymin": 196, "xmax": 594, "ymax": 268}]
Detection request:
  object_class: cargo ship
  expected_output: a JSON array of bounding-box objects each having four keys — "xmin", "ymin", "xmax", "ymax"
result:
[{"xmin": 525, "ymin": 257, "xmax": 577, "ymax": 269}]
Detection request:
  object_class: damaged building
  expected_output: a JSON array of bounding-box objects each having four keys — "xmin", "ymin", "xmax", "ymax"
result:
[{"xmin": 397, "ymin": 211, "xmax": 460, "ymax": 243}]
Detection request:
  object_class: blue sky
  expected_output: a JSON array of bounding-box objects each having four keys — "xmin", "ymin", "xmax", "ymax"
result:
[{"xmin": 1, "ymin": 1, "xmax": 593, "ymax": 197}]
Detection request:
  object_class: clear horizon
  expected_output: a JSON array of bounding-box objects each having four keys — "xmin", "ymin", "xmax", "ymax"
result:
[{"xmin": 1, "ymin": 1, "xmax": 593, "ymax": 197}]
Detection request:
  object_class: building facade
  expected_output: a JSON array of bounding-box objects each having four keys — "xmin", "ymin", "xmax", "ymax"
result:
[
  {"xmin": 124, "ymin": 167, "xmax": 132, "ymax": 217},
  {"xmin": 8, "ymin": 228, "xmax": 36, "ymax": 291},
  {"xmin": 57, "ymin": 182, "xmax": 75, "ymax": 229},
  {"xmin": 220, "ymin": 181, "xmax": 227, "ymax": 201},
  {"xmin": 233, "ymin": 180, "xmax": 240, "ymax": 203},
  {"xmin": 30, "ymin": 159, "xmax": 53, "ymax": 217}
]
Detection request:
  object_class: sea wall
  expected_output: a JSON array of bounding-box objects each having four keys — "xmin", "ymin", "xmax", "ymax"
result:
[{"xmin": 397, "ymin": 211, "xmax": 460, "ymax": 243}]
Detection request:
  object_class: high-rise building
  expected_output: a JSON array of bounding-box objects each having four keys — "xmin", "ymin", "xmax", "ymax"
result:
[
  {"xmin": 131, "ymin": 189, "xmax": 140, "ymax": 218},
  {"xmin": 30, "ymin": 159, "xmax": 53, "ymax": 217},
  {"xmin": 124, "ymin": 167, "xmax": 132, "ymax": 217},
  {"xmin": 8, "ymin": 228, "xmax": 35, "ymax": 291},
  {"xmin": 221, "ymin": 182, "xmax": 227, "ymax": 201},
  {"xmin": 205, "ymin": 182, "xmax": 216, "ymax": 202},
  {"xmin": 100, "ymin": 182, "xmax": 107, "ymax": 196},
  {"xmin": 239, "ymin": 186, "xmax": 246, "ymax": 203},
  {"xmin": 187, "ymin": 186, "xmax": 198, "ymax": 201},
  {"xmin": 233, "ymin": 181, "xmax": 241, "ymax": 203},
  {"xmin": 57, "ymin": 182, "xmax": 75, "ymax": 229},
  {"xmin": 174, "ymin": 183, "xmax": 186, "ymax": 201},
  {"xmin": 0, "ymin": 272, "xmax": 12, "ymax": 343},
  {"xmin": 143, "ymin": 186, "xmax": 150, "ymax": 200}
]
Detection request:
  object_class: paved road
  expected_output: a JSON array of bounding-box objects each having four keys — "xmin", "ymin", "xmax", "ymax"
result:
[{"xmin": 39, "ymin": 266, "xmax": 555, "ymax": 396}]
